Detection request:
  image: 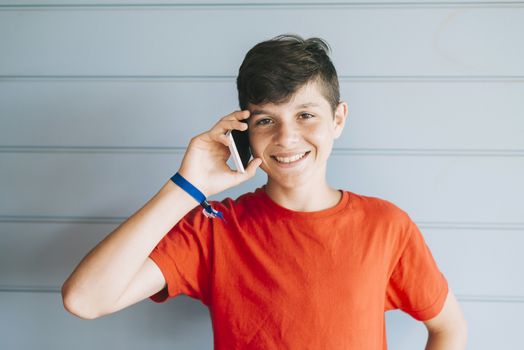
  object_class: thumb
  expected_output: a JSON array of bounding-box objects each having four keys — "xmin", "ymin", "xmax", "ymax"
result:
[{"xmin": 242, "ymin": 158, "xmax": 262, "ymax": 179}]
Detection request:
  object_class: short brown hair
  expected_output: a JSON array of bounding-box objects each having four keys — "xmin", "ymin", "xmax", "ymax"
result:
[{"xmin": 236, "ymin": 34, "xmax": 340, "ymax": 114}]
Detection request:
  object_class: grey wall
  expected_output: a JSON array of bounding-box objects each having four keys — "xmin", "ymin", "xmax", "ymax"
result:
[{"xmin": 1, "ymin": 1, "xmax": 523, "ymax": 349}]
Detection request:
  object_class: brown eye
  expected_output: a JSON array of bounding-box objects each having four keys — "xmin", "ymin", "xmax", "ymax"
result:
[
  {"xmin": 300, "ymin": 113, "xmax": 314, "ymax": 119},
  {"xmin": 255, "ymin": 118, "xmax": 272, "ymax": 126}
]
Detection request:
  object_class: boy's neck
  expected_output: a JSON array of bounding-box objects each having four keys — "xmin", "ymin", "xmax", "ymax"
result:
[{"xmin": 264, "ymin": 181, "xmax": 342, "ymax": 212}]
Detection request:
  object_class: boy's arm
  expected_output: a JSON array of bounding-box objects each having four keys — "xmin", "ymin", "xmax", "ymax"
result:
[
  {"xmin": 423, "ymin": 290, "xmax": 468, "ymax": 350},
  {"xmin": 61, "ymin": 181, "xmax": 197, "ymax": 319},
  {"xmin": 61, "ymin": 110, "xmax": 261, "ymax": 319}
]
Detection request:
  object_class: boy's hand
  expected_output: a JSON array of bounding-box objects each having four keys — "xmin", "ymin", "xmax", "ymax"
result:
[{"xmin": 177, "ymin": 110, "xmax": 262, "ymax": 197}]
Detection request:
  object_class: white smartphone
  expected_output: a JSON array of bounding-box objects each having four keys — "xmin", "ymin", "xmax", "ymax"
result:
[{"xmin": 226, "ymin": 130, "xmax": 246, "ymax": 173}]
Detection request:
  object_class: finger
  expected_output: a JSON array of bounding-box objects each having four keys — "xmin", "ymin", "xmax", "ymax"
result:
[
  {"xmin": 209, "ymin": 132, "xmax": 231, "ymax": 147},
  {"xmin": 226, "ymin": 110, "xmax": 250, "ymax": 121},
  {"xmin": 219, "ymin": 110, "xmax": 250, "ymax": 122},
  {"xmin": 214, "ymin": 118, "xmax": 248, "ymax": 133},
  {"xmin": 224, "ymin": 120, "xmax": 248, "ymax": 132},
  {"xmin": 241, "ymin": 157, "xmax": 262, "ymax": 179},
  {"xmin": 202, "ymin": 110, "xmax": 251, "ymax": 147}
]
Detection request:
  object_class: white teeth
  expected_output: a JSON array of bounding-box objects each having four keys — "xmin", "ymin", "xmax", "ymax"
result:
[{"xmin": 274, "ymin": 152, "xmax": 307, "ymax": 163}]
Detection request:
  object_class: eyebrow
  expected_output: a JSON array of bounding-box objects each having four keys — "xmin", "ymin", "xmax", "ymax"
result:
[{"xmin": 250, "ymin": 102, "xmax": 321, "ymax": 117}]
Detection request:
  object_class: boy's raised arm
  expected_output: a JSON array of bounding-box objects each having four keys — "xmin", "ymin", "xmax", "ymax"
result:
[{"xmin": 61, "ymin": 110, "xmax": 261, "ymax": 319}]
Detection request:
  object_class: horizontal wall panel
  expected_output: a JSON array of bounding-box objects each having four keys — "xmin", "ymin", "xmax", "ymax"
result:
[
  {"xmin": 1, "ymin": 7, "xmax": 523, "ymax": 76},
  {"xmin": 1, "ymin": 152, "xmax": 522, "ymax": 222},
  {"xmin": 2, "ymin": 0, "xmax": 517, "ymax": 5},
  {"xmin": 0, "ymin": 291, "xmax": 520, "ymax": 350},
  {"xmin": 385, "ymin": 301, "xmax": 523, "ymax": 350},
  {"xmin": 0, "ymin": 292, "xmax": 213, "ymax": 350},
  {"xmin": 0, "ymin": 222, "xmax": 117, "ymax": 288},
  {"xmin": 425, "ymin": 228, "xmax": 524, "ymax": 297},
  {"xmin": 327, "ymin": 153, "xmax": 524, "ymax": 224},
  {"xmin": 1, "ymin": 222, "xmax": 523, "ymax": 298},
  {"xmin": 1, "ymin": 80, "xmax": 523, "ymax": 150},
  {"xmin": 0, "ymin": 152, "xmax": 267, "ymax": 218}
]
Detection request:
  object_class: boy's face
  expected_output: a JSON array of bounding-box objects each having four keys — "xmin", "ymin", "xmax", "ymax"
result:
[{"xmin": 246, "ymin": 80, "xmax": 348, "ymax": 190}]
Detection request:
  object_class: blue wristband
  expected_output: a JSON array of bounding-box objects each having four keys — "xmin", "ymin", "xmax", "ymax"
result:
[{"xmin": 170, "ymin": 172, "xmax": 224, "ymax": 221}]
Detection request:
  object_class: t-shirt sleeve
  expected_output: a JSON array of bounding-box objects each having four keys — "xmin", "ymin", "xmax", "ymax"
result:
[
  {"xmin": 385, "ymin": 215, "xmax": 449, "ymax": 321},
  {"xmin": 148, "ymin": 205, "xmax": 214, "ymax": 305}
]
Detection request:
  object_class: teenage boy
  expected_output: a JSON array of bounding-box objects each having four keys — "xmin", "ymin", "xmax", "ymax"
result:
[{"xmin": 62, "ymin": 34, "xmax": 467, "ymax": 349}]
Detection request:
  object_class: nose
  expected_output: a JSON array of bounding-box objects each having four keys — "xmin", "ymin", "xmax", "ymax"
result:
[{"xmin": 274, "ymin": 121, "xmax": 299, "ymax": 147}]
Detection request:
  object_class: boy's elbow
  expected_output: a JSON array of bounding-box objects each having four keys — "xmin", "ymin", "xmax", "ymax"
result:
[{"xmin": 61, "ymin": 282, "xmax": 102, "ymax": 320}]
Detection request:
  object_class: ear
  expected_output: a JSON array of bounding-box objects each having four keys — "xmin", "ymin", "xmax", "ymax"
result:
[{"xmin": 333, "ymin": 101, "xmax": 348, "ymax": 139}]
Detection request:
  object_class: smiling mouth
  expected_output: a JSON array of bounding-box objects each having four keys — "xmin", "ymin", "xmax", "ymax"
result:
[{"xmin": 271, "ymin": 151, "xmax": 311, "ymax": 164}]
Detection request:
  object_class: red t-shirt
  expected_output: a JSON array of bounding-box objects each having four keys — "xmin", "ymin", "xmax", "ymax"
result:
[{"xmin": 149, "ymin": 187, "xmax": 448, "ymax": 349}]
